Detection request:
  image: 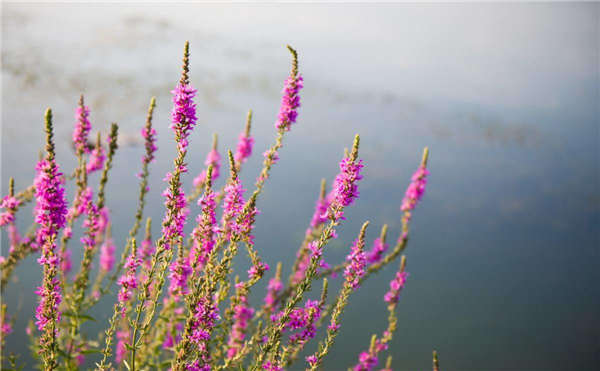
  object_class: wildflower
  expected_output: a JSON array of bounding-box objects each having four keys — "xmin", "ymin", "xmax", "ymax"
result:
[
  {"xmin": 117, "ymin": 243, "xmax": 141, "ymax": 315},
  {"xmin": 170, "ymin": 83, "xmax": 197, "ymax": 153},
  {"xmin": 275, "ymin": 46, "xmax": 303, "ymax": 131},
  {"xmin": 0, "ymin": 194, "xmax": 20, "ymax": 226},
  {"xmin": 189, "ymin": 297, "xmax": 220, "ymax": 347},
  {"xmin": 194, "ymin": 144, "xmax": 221, "ymax": 188},
  {"xmin": 115, "ymin": 329, "xmax": 129, "ymax": 363},
  {"xmin": 235, "ymin": 110, "xmax": 254, "ymax": 164},
  {"xmin": 34, "ymin": 110, "xmax": 68, "ymax": 338},
  {"xmin": 306, "ymin": 355, "xmax": 318, "ymax": 368},
  {"xmin": 248, "ymin": 261, "xmax": 269, "ymax": 280},
  {"xmin": 141, "ymin": 122, "xmax": 158, "ymax": 166},
  {"xmin": 191, "ymin": 187, "xmax": 217, "ymax": 268},
  {"xmin": 235, "ymin": 133, "xmax": 254, "ymax": 164},
  {"xmin": 226, "ymin": 295, "xmax": 255, "ymax": 358},
  {"xmin": 87, "ymin": 146, "xmax": 105, "ymax": 173},
  {"xmin": 221, "ymin": 175, "xmax": 245, "ymax": 240},
  {"xmin": 263, "ymin": 361, "xmax": 282, "ymax": 371},
  {"xmin": 264, "ymin": 264, "xmax": 283, "ymax": 314},
  {"xmin": 384, "ymin": 271, "xmax": 409, "ymax": 305},
  {"xmin": 169, "ymin": 256, "xmax": 192, "ymax": 300},
  {"xmin": 72, "ymin": 97, "xmax": 92, "ymax": 154},
  {"xmin": 60, "ymin": 249, "xmax": 72, "ymax": 275},
  {"xmin": 366, "ymin": 237, "xmax": 388, "ymax": 264},
  {"xmin": 401, "ymin": 148, "xmax": 429, "ymax": 213},
  {"xmin": 309, "ymin": 190, "xmax": 330, "ymax": 230},
  {"xmin": 99, "ymin": 238, "xmax": 116, "ymax": 272},
  {"xmin": 329, "ymin": 135, "xmax": 364, "ymax": 221}
]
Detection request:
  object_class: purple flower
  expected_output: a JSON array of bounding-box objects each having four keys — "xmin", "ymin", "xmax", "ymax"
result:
[
  {"xmin": 262, "ymin": 361, "xmax": 282, "ymax": 371},
  {"xmin": 234, "ymin": 132, "xmax": 254, "ymax": 164},
  {"xmin": 275, "ymin": 74, "xmax": 303, "ymax": 131},
  {"xmin": 400, "ymin": 165, "xmax": 429, "ymax": 213},
  {"xmin": 329, "ymin": 155, "xmax": 364, "ymax": 221},
  {"xmin": 248, "ymin": 261, "xmax": 269, "ymax": 280},
  {"xmin": 306, "ymin": 355, "xmax": 318, "ymax": 368},
  {"xmin": 344, "ymin": 238, "xmax": 367, "ymax": 289},
  {"xmin": 141, "ymin": 125, "xmax": 158, "ymax": 165},
  {"xmin": 60, "ymin": 249, "xmax": 72, "ymax": 275},
  {"xmin": 117, "ymin": 247, "xmax": 141, "ymax": 315},
  {"xmin": 168, "ymin": 256, "xmax": 192, "ymax": 300},
  {"xmin": 115, "ymin": 329, "xmax": 129, "ymax": 363},
  {"xmin": 194, "ymin": 149, "xmax": 221, "ymax": 188},
  {"xmin": 99, "ymin": 238, "xmax": 116, "ymax": 272},
  {"xmin": 33, "ymin": 154, "xmax": 67, "ymax": 333},
  {"xmin": 384, "ymin": 271, "xmax": 408, "ymax": 305},
  {"xmin": 72, "ymin": 103, "xmax": 91, "ymax": 154},
  {"xmin": 366, "ymin": 237, "xmax": 388, "ymax": 264},
  {"xmin": 170, "ymin": 83, "xmax": 198, "ymax": 153},
  {"xmin": 221, "ymin": 176, "xmax": 245, "ymax": 240},
  {"xmin": 161, "ymin": 172, "xmax": 188, "ymax": 250},
  {"xmin": 86, "ymin": 145, "xmax": 105, "ymax": 173},
  {"xmin": 189, "ymin": 297, "xmax": 220, "ymax": 348},
  {"xmin": 271, "ymin": 299, "xmax": 321, "ymax": 346},
  {"xmin": 226, "ymin": 295, "xmax": 255, "ymax": 358},
  {"xmin": 264, "ymin": 274, "xmax": 283, "ymax": 314},
  {"xmin": 354, "ymin": 351, "xmax": 379, "ymax": 371},
  {"xmin": 309, "ymin": 192, "xmax": 331, "ymax": 230},
  {"xmin": 191, "ymin": 190, "xmax": 218, "ymax": 269}
]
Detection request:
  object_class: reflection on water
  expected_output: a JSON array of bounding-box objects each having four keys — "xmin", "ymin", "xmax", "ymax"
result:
[{"xmin": 2, "ymin": 3, "xmax": 598, "ymax": 370}]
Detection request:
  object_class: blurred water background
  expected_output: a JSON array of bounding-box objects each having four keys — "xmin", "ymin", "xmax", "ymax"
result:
[{"xmin": 1, "ymin": 2, "xmax": 598, "ymax": 370}]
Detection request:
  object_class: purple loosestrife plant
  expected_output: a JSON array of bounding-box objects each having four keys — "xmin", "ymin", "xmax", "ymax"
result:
[
  {"xmin": 34, "ymin": 109, "xmax": 68, "ymax": 369},
  {"xmin": 234, "ymin": 110, "xmax": 255, "ymax": 166},
  {"xmin": 1, "ymin": 44, "xmax": 438, "ymax": 371}
]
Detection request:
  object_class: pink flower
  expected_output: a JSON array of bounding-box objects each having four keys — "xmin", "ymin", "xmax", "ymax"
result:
[
  {"xmin": 275, "ymin": 74, "xmax": 303, "ymax": 131},
  {"xmin": 366, "ymin": 237, "xmax": 388, "ymax": 264},
  {"xmin": 400, "ymin": 165, "xmax": 429, "ymax": 213},
  {"xmin": 72, "ymin": 103, "xmax": 91, "ymax": 154},
  {"xmin": 170, "ymin": 83, "xmax": 197, "ymax": 152},
  {"xmin": 330, "ymin": 156, "xmax": 364, "ymax": 221},
  {"xmin": 384, "ymin": 271, "xmax": 408, "ymax": 305},
  {"xmin": 86, "ymin": 145, "xmax": 105, "ymax": 173},
  {"xmin": 226, "ymin": 295, "xmax": 254, "ymax": 358},
  {"xmin": 194, "ymin": 149, "xmax": 221, "ymax": 188},
  {"xmin": 99, "ymin": 239, "xmax": 116, "ymax": 272},
  {"xmin": 234, "ymin": 132, "xmax": 254, "ymax": 164},
  {"xmin": 117, "ymin": 248, "xmax": 141, "ymax": 315},
  {"xmin": 168, "ymin": 256, "xmax": 192, "ymax": 300}
]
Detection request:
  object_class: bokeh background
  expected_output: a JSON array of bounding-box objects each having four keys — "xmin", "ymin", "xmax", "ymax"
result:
[{"xmin": 2, "ymin": 2, "xmax": 598, "ymax": 370}]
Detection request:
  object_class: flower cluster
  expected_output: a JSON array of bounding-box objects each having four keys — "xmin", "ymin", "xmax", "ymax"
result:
[
  {"xmin": 72, "ymin": 102, "xmax": 91, "ymax": 154},
  {"xmin": 99, "ymin": 238, "xmax": 116, "ymax": 272},
  {"xmin": 344, "ymin": 238, "xmax": 367, "ymax": 289},
  {"xmin": 384, "ymin": 270, "xmax": 409, "ymax": 305},
  {"xmin": 170, "ymin": 83, "xmax": 198, "ymax": 153},
  {"xmin": 117, "ymin": 247, "xmax": 141, "ymax": 315},
  {"xmin": 353, "ymin": 339, "xmax": 388, "ymax": 371},
  {"xmin": 0, "ymin": 45, "xmax": 436, "ymax": 371},
  {"xmin": 141, "ymin": 125, "xmax": 158, "ymax": 165},
  {"xmin": 86, "ymin": 145, "xmax": 106, "ymax": 173},
  {"xmin": 221, "ymin": 176, "xmax": 245, "ymax": 239},
  {"xmin": 0, "ymin": 195, "xmax": 19, "ymax": 226},
  {"xmin": 234, "ymin": 132, "xmax": 254, "ymax": 164},
  {"xmin": 366, "ymin": 237, "xmax": 388, "ymax": 264},
  {"xmin": 264, "ymin": 271, "xmax": 283, "ymax": 314},
  {"xmin": 194, "ymin": 148, "xmax": 221, "ymax": 188},
  {"xmin": 275, "ymin": 75, "xmax": 303, "ymax": 131},
  {"xmin": 227, "ymin": 295, "xmax": 255, "ymax": 358},
  {"xmin": 329, "ymin": 145, "xmax": 364, "ymax": 221},
  {"xmin": 168, "ymin": 256, "xmax": 192, "ymax": 299},
  {"xmin": 401, "ymin": 164, "xmax": 429, "ymax": 212}
]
